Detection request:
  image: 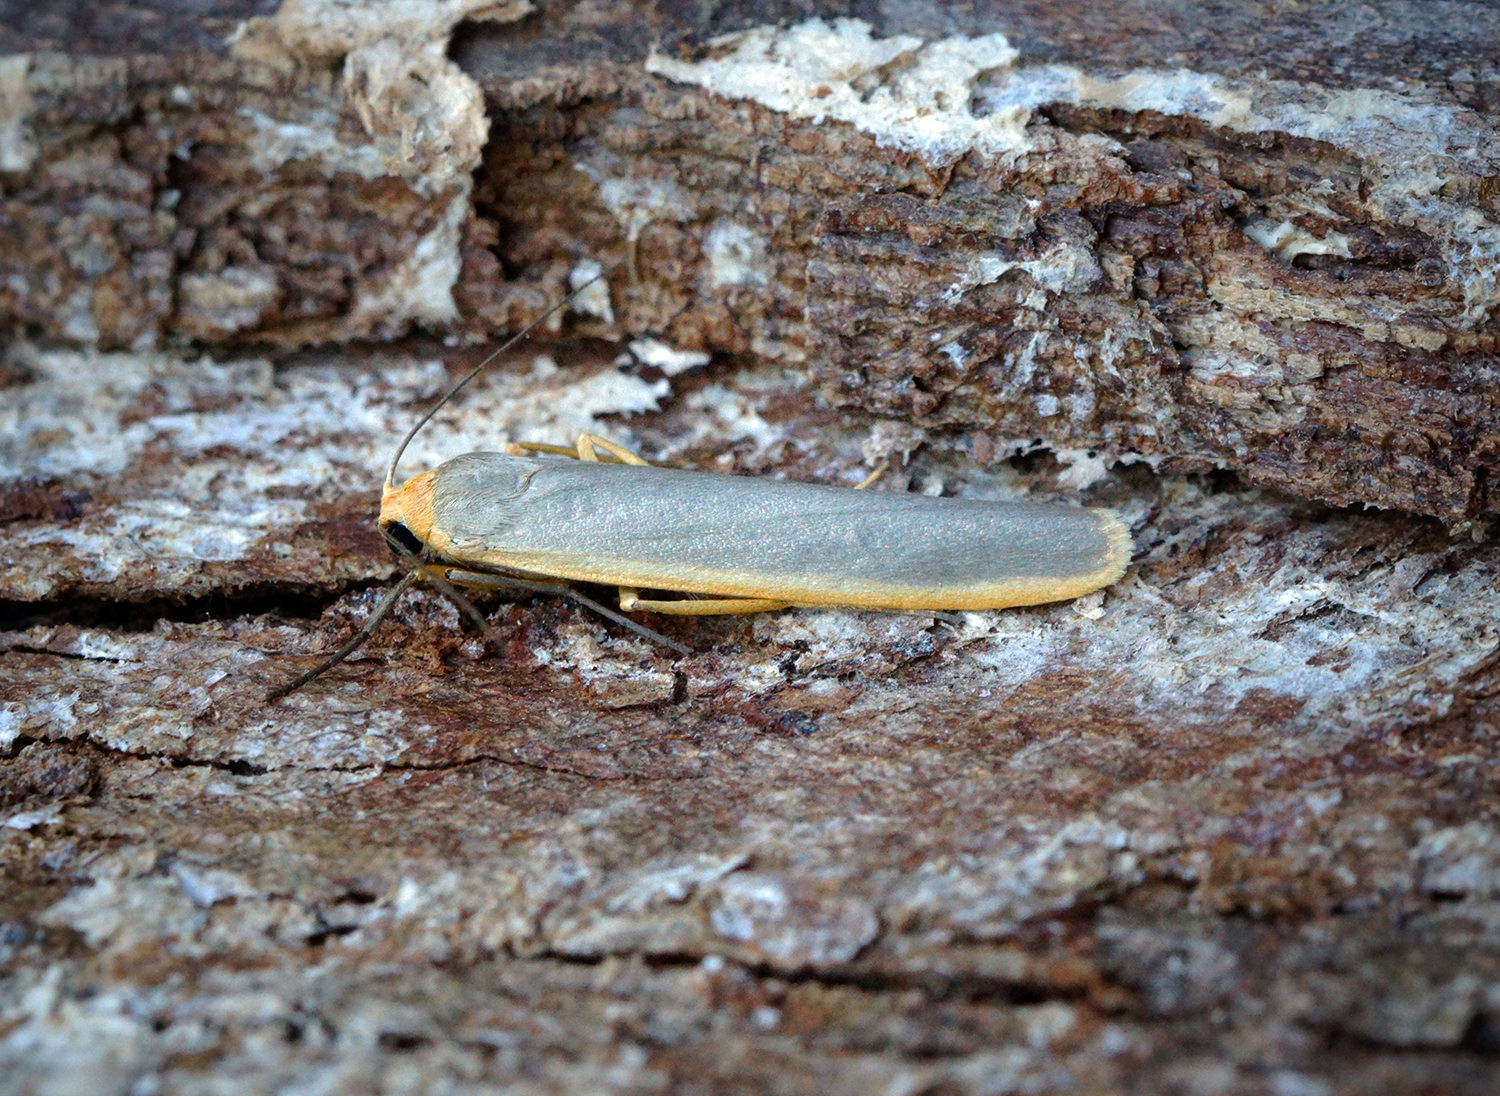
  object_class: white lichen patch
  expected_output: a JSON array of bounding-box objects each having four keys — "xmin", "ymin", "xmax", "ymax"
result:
[
  {"xmin": 569, "ymin": 259, "xmax": 615, "ymax": 323},
  {"xmin": 17, "ymin": 497, "xmax": 312, "ymax": 594},
  {"xmin": 706, "ymin": 872, "xmax": 879, "ymax": 966},
  {"xmin": 0, "ymin": 968, "xmax": 163, "ymax": 1095},
  {"xmin": 1242, "ymin": 219, "xmax": 1353, "ymax": 262},
  {"xmin": 882, "ymin": 811, "xmax": 1164, "ymax": 937},
  {"xmin": 177, "ymin": 264, "xmax": 283, "ymax": 337},
  {"xmin": 481, "ymin": 359, "xmax": 669, "ymax": 452},
  {"xmin": 960, "ymin": 495, "xmax": 1499, "ymax": 734},
  {"xmin": 236, "ymin": 105, "xmax": 388, "ymax": 181},
  {"xmin": 1414, "ymin": 822, "xmax": 1500, "ymax": 898},
  {"xmin": 862, "ymin": 420, "xmax": 928, "ymax": 468},
  {"xmin": 942, "ymin": 243, "xmax": 1102, "ymax": 302},
  {"xmin": 346, "ymin": 188, "xmax": 471, "ymax": 333},
  {"xmin": 521, "ymin": 601, "xmax": 677, "ymax": 708},
  {"xmin": 1053, "ymin": 449, "xmax": 1151, "ymax": 492},
  {"xmin": 754, "ymin": 609, "xmax": 937, "ymax": 676},
  {"xmin": 1070, "ymin": 591, "xmax": 1106, "ymax": 621},
  {"xmin": 230, "ymin": 0, "xmax": 529, "ymax": 189},
  {"xmin": 628, "ymin": 338, "xmax": 711, "ymax": 376},
  {"xmin": 574, "ymin": 154, "xmax": 699, "ymax": 243},
  {"xmin": 544, "ymin": 852, "xmax": 761, "ymax": 956},
  {"xmin": 673, "ymin": 380, "xmax": 788, "ymax": 461},
  {"xmin": 0, "ymin": 54, "xmax": 36, "ymax": 172},
  {"xmin": 0, "ymin": 346, "xmax": 279, "ymax": 480},
  {"xmin": 2, "ymin": 806, "xmax": 62, "ymax": 831},
  {"xmin": 647, "ymin": 17, "xmax": 1028, "ymax": 164}
]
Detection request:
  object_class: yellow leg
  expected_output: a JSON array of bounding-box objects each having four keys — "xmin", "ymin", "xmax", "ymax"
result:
[
  {"xmin": 505, "ymin": 441, "xmax": 579, "ymax": 458},
  {"xmin": 438, "ymin": 565, "xmax": 556, "ymax": 590},
  {"xmin": 506, "ymin": 436, "xmax": 653, "ymax": 466},
  {"xmin": 619, "ymin": 586, "xmax": 791, "ymax": 615},
  {"xmin": 577, "ymin": 434, "xmax": 651, "ymax": 465},
  {"xmin": 854, "ymin": 457, "xmax": 890, "ymax": 490}
]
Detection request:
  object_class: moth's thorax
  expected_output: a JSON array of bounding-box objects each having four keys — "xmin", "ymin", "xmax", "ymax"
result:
[{"xmin": 379, "ymin": 469, "xmax": 439, "ymax": 547}]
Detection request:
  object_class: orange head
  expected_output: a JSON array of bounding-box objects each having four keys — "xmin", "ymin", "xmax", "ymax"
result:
[{"xmin": 378, "ymin": 468, "xmax": 439, "ymax": 553}]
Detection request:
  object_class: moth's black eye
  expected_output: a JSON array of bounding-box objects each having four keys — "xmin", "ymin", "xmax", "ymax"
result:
[{"xmin": 384, "ymin": 522, "xmax": 424, "ymax": 557}]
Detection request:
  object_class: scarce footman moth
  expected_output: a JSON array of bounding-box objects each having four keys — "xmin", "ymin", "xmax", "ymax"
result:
[{"xmin": 268, "ymin": 273, "xmax": 1130, "ymax": 699}]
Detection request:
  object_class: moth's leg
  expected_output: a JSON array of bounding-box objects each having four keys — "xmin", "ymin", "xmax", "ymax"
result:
[
  {"xmin": 577, "ymin": 434, "xmax": 651, "ymax": 465},
  {"xmin": 626, "ymin": 596, "xmax": 792, "ymax": 615},
  {"xmin": 619, "ymin": 586, "xmax": 791, "ymax": 615},
  {"xmin": 505, "ymin": 441, "xmax": 578, "ymax": 459},
  {"xmin": 443, "ymin": 569, "xmax": 691, "ymax": 656},
  {"xmin": 854, "ymin": 457, "xmax": 890, "ymax": 490}
]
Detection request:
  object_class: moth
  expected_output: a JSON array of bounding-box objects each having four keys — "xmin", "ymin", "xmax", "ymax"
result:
[{"xmin": 270, "ymin": 277, "xmax": 1129, "ymax": 699}]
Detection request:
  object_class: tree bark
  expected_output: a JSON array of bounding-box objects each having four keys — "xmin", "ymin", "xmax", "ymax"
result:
[{"xmin": 3, "ymin": 3, "xmax": 1499, "ymax": 1094}]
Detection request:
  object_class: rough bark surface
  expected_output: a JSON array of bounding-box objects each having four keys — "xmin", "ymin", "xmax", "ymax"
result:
[{"xmin": 3, "ymin": 3, "xmax": 1500, "ymax": 1095}]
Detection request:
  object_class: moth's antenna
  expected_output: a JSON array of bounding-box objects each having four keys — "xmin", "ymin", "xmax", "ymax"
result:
[
  {"xmin": 267, "ymin": 528, "xmax": 688, "ymax": 701},
  {"xmin": 267, "ymin": 532, "xmax": 512, "ymax": 702},
  {"xmin": 265, "ymin": 570, "xmax": 418, "ymax": 702},
  {"xmin": 385, "ymin": 270, "xmax": 606, "ymax": 490}
]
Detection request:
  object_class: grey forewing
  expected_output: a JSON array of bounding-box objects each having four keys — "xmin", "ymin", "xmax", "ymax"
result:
[
  {"xmin": 429, "ymin": 451, "xmax": 542, "ymax": 540},
  {"xmin": 431, "ymin": 452, "xmax": 1112, "ymax": 583}
]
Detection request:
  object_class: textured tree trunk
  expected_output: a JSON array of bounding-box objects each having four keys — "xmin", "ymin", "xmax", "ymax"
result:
[{"xmin": 3, "ymin": 3, "xmax": 1499, "ymax": 1093}]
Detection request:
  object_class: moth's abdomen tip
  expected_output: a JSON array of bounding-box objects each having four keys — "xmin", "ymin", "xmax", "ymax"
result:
[
  {"xmin": 1094, "ymin": 508, "xmax": 1134, "ymax": 588},
  {"xmin": 1002, "ymin": 507, "xmax": 1131, "ymax": 609}
]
